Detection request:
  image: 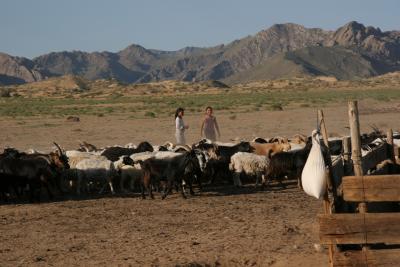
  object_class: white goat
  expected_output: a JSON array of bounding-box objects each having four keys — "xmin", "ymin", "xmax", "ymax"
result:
[
  {"xmin": 229, "ymin": 152, "xmax": 270, "ymax": 187},
  {"xmin": 118, "ymin": 163, "xmax": 144, "ymax": 193},
  {"xmin": 75, "ymin": 156, "xmax": 116, "ymax": 195}
]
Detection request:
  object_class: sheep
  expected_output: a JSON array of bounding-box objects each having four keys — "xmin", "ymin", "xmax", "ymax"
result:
[{"xmin": 229, "ymin": 152, "xmax": 270, "ymax": 187}]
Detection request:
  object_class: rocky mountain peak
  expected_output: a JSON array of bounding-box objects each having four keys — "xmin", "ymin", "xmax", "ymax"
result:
[{"xmin": 328, "ymin": 21, "xmax": 383, "ymax": 46}]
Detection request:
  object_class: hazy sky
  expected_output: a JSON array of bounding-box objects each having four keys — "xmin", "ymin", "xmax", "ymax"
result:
[{"xmin": 1, "ymin": 0, "xmax": 398, "ymax": 58}]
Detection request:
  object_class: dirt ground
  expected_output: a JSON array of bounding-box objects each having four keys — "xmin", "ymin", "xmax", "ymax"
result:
[
  {"xmin": 0, "ymin": 100, "xmax": 400, "ymax": 266},
  {"xmin": 0, "ymin": 99, "xmax": 399, "ymax": 152},
  {"xmin": 0, "ymin": 184, "xmax": 326, "ymax": 267}
]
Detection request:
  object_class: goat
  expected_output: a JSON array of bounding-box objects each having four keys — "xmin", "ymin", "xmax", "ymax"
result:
[
  {"xmin": 139, "ymin": 149, "xmax": 205, "ymax": 199},
  {"xmin": 0, "ymin": 143, "xmax": 69, "ymax": 201},
  {"xmin": 205, "ymin": 141, "xmax": 252, "ymax": 185},
  {"xmin": 113, "ymin": 156, "xmax": 145, "ymax": 193},
  {"xmin": 64, "ymin": 151, "xmax": 104, "ymax": 193},
  {"xmin": 251, "ymin": 137, "xmax": 269, "ymax": 144},
  {"xmin": 172, "ymin": 145, "xmax": 192, "ymax": 153},
  {"xmin": 250, "ymin": 141, "xmax": 291, "ymax": 157},
  {"xmin": 75, "ymin": 156, "xmax": 117, "ymax": 195},
  {"xmin": 101, "ymin": 141, "xmax": 154, "ymax": 161},
  {"xmin": 266, "ymin": 138, "xmax": 329, "ymax": 188},
  {"xmin": 78, "ymin": 141, "xmax": 99, "ymax": 152}
]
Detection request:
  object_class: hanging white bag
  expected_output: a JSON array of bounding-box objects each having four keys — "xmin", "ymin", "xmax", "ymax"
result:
[{"xmin": 301, "ymin": 130, "xmax": 326, "ymax": 199}]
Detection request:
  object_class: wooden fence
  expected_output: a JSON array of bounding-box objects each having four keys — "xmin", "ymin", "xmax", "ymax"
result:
[{"xmin": 317, "ymin": 101, "xmax": 400, "ymax": 267}]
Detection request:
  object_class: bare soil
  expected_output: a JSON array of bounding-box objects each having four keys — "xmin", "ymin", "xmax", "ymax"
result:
[{"xmin": 0, "ymin": 100, "xmax": 399, "ymax": 266}]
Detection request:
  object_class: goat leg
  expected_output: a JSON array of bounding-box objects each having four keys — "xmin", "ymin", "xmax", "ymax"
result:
[
  {"xmin": 162, "ymin": 180, "xmax": 173, "ymax": 200},
  {"xmin": 108, "ymin": 178, "xmax": 115, "ymax": 195},
  {"xmin": 233, "ymin": 172, "xmax": 242, "ymax": 187},
  {"xmin": 180, "ymin": 180, "xmax": 187, "ymax": 199},
  {"xmin": 188, "ymin": 179, "xmax": 195, "ymax": 196},
  {"xmin": 148, "ymin": 185, "xmax": 154, "ymax": 199},
  {"xmin": 141, "ymin": 184, "xmax": 146, "ymax": 199}
]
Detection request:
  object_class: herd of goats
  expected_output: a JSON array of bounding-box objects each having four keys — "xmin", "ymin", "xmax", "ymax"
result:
[{"xmin": 0, "ymin": 130, "xmax": 389, "ymax": 203}]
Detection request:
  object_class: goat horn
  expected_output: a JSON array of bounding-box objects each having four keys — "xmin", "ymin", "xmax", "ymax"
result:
[{"xmin": 53, "ymin": 142, "xmax": 63, "ymax": 155}]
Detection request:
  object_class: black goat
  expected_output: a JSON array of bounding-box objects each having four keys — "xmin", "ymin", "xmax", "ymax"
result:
[
  {"xmin": 204, "ymin": 141, "xmax": 252, "ymax": 185},
  {"xmin": 265, "ymin": 140, "xmax": 329, "ymax": 188},
  {"xmin": 139, "ymin": 149, "xmax": 204, "ymax": 199},
  {"xmin": 0, "ymin": 143, "xmax": 69, "ymax": 202},
  {"xmin": 101, "ymin": 141, "xmax": 154, "ymax": 161}
]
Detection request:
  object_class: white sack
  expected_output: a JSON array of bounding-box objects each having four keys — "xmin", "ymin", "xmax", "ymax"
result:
[{"xmin": 301, "ymin": 130, "xmax": 326, "ymax": 199}]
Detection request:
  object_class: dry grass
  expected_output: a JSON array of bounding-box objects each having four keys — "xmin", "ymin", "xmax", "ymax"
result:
[{"xmin": 0, "ymin": 72, "xmax": 399, "ymax": 119}]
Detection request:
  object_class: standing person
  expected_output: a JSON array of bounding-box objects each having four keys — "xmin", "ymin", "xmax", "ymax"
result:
[
  {"xmin": 200, "ymin": 106, "xmax": 220, "ymax": 141},
  {"xmin": 175, "ymin": 107, "xmax": 189, "ymax": 145}
]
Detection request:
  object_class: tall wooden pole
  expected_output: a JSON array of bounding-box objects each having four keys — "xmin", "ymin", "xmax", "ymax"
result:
[
  {"xmin": 318, "ymin": 109, "xmax": 335, "ymax": 267},
  {"xmin": 348, "ymin": 102, "xmax": 363, "ymax": 177},
  {"xmin": 318, "ymin": 110, "xmax": 336, "ymax": 204},
  {"xmin": 318, "ymin": 110, "xmax": 330, "ymax": 148},
  {"xmin": 348, "ymin": 101, "xmax": 369, "ymax": 259}
]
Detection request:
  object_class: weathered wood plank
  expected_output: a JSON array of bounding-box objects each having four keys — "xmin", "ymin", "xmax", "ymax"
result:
[
  {"xmin": 342, "ymin": 175, "xmax": 400, "ymax": 202},
  {"xmin": 319, "ymin": 213, "xmax": 400, "ymax": 245},
  {"xmin": 362, "ymin": 143, "xmax": 388, "ymax": 174},
  {"xmin": 333, "ymin": 249, "xmax": 400, "ymax": 267}
]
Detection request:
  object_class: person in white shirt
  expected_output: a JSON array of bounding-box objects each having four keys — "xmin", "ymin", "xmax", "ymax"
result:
[{"xmin": 175, "ymin": 107, "xmax": 189, "ymax": 145}]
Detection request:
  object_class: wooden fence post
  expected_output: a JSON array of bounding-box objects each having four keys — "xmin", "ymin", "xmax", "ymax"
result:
[
  {"xmin": 387, "ymin": 129, "xmax": 396, "ymax": 163},
  {"xmin": 348, "ymin": 101, "xmax": 369, "ymax": 259},
  {"xmin": 348, "ymin": 101, "xmax": 366, "ymax": 212},
  {"xmin": 348, "ymin": 101, "xmax": 363, "ymax": 177}
]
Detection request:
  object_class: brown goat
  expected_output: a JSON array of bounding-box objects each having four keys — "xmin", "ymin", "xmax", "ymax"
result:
[{"xmin": 250, "ymin": 141, "xmax": 291, "ymax": 157}]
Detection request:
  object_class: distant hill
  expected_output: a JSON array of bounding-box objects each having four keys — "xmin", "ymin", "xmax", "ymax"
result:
[
  {"xmin": 0, "ymin": 53, "xmax": 44, "ymax": 84},
  {"xmin": 225, "ymin": 46, "xmax": 378, "ymax": 82},
  {"xmin": 1, "ymin": 21, "xmax": 399, "ymax": 85}
]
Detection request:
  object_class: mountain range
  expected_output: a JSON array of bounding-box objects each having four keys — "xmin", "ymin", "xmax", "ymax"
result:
[{"xmin": 1, "ymin": 21, "xmax": 399, "ymax": 85}]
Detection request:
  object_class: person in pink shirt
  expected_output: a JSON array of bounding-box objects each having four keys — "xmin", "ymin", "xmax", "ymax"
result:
[{"xmin": 200, "ymin": 106, "xmax": 221, "ymax": 141}]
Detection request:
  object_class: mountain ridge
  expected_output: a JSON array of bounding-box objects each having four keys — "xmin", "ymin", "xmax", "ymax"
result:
[{"xmin": 1, "ymin": 21, "xmax": 399, "ymax": 85}]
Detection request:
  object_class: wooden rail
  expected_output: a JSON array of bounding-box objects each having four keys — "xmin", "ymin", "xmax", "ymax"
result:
[
  {"xmin": 342, "ymin": 175, "xmax": 400, "ymax": 202},
  {"xmin": 333, "ymin": 249, "xmax": 400, "ymax": 266},
  {"xmin": 319, "ymin": 213, "xmax": 400, "ymax": 245}
]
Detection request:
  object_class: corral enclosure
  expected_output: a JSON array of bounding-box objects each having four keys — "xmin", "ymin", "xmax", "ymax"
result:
[{"xmin": 1, "ymin": 77, "xmax": 400, "ymax": 266}]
